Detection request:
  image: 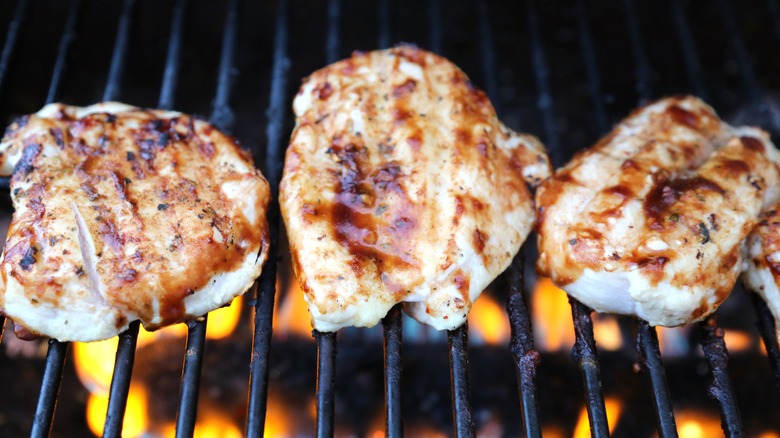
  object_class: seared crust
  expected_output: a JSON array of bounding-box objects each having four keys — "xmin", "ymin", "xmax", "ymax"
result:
[
  {"xmin": 536, "ymin": 96, "xmax": 780, "ymax": 326},
  {"xmin": 0, "ymin": 102, "xmax": 270, "ymax": 342},
  {"xmin": 281, "ymin": 45, "xmax": 550, "ymax": 331}
]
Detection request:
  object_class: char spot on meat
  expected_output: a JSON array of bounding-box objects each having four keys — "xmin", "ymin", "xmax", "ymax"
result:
[{"xmin": 13, "ymin": 143, "xmax": 42, "ymax": 177}]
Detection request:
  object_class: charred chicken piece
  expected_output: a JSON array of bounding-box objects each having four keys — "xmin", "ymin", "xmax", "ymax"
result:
[
  {"xmin": 743, "ymin": 207, "xmax": 780, "ymax": 343},
  {"xmin": 536, "ymin": 96, "xmax": 780, "ymax": 327},
  {"xmin": 280, "ymin": 45, "xmax": 550, "ymax": 331},
  {"xmin": 0, "ymin": 103, "xmax": 270, "ymax": 342}
]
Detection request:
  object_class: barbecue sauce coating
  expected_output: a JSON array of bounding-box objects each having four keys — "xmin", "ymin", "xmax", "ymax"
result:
[
  {"xmin": 0, "ymin": 103, "xmax": 270, "ymax": 341},
  {"xmin": 281, "ymin": 45, "xmax": 550, "ymax": 331},
  {"xmin": 536, "ymin": 96, "xmax": 780, "ymax": 327}
]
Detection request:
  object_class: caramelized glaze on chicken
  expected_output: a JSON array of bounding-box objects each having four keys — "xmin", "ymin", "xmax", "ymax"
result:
[
  {"xmin": 0, "ymin": 102, "xmax": 270, "ymax": 342},
  {"xmin": 536, "ymin": 96, "xmax": 780, "ymax": 326},
  {"xmin": 281, "ymin": 46, "xmax": 550, "ymax": 331}
]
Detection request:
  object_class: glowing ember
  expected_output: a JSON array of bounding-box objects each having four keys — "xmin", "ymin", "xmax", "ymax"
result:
[
  {"xmin": 722, "ymin": 330, "xmax": 754, "ymax": 354},
  {"xmin": 532, "ymin": 277, "xmax": 575, "ymax": 351},
  {"xmin": 573, "ymin": 397, "xmax": 622, "ymax": 438},
  {"xmin": 468, "ymin": 293, "xmax": 510, "ymax": 345},
  {"xmin": 206, "ymin": 297, "xmax": 242, "ymax": 339},
  {"xmin": 86, "ymin": 383, "xmax": 148, "ymax": 437}
]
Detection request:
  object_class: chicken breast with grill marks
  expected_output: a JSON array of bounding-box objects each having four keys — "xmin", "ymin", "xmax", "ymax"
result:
[
  {"xmin": 742, "ymin": 207, "xmax": 780, "ymax": 343},
  {"xmin": 280, "ymin": 45, "xmax": 551, "ymax": 332},
  {"xmin": 536, "ymin": 96, "xmax": 780, "ymax": 327},
  {"xmin": 0, "ymin": 102, "xmax": 270, "ymax": 342}
]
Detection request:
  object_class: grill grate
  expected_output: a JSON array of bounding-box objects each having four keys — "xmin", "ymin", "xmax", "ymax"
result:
[{"xmin": 0, "ymin": 1, "xmax": 777, "ymax": 437}]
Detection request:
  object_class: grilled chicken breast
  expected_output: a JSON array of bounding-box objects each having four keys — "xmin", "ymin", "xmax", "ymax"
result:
[
  {"xmin": 280, "ymin": 46, "xmax": 550, "ymax": 331},
  {"xmin": 0, "ymin": 102, "xmax": 270, "ymax": 342},
  {"xmin": 536, "ymin": 96, "xmax": 780, "ymax": 327},
  {"xmin": 743, "ymin": 207, "xmax": 780, "ymax": 343}
]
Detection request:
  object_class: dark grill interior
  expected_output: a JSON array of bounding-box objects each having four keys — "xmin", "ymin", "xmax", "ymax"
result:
[{"xmin": 0, "ymin": 0, "xmax": 779, "ymax": 436}]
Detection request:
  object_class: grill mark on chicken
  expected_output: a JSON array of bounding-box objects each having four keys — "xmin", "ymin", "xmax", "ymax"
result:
[
  {"xmin": 282, "ymin": 45, "xmax": 550, "ymax": 331},
  {"xmin": 0, "ymin": 103, "xmax": 270, "ymax": 341},
  {"xmin": 644, "ymin": 177, "xmax": 724, "ymax": 230}
]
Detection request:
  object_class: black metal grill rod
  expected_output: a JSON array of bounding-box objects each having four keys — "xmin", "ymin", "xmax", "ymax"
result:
[
  {"xmin": 668, "ymin": 0, "xmax": 710, "ymax": 102},
  {"xmin": 100, "ymin": 2, "xmax": 139, "ymax": 436},
  {"xmin": 29, "ymin": 2, "xmax": 83, "ymax": 435},
  {"xmin": 637, "ymin": 322, "xmax": 678, "ymax": 438},
  {"xmin": 698, "ymin": 319, "xmax": 744, "ymax": 437},
  {"xmin": 620, "ymin": 0, "xmax": 653, "ymax": 103},
  {"xmin": 428, "ymin": 0, "xmax": 442, "ymax": 54},
  {"xmin": 714, "ymin": 0, "xmax": 762, "ymax": 103},
  {"xmin": 476, "ymin": 0, "xmax": 499, "ymax": 109},
  {"xmin": 209, "ymin": 0, "xmax": 239, "ymax": 132},
  {"xmin": 525, "ymin": 0, "xmax": 560, "ymax": 164},
  {"xmin": 176, "ymin": 316, "xmax": 207, "ymax": 437},
  {"xmin": 752, "ymin": 293, "xmax": 780, "ymax": 389},
  {"xmin": 45, "ymin": 0, "xmax": 82, "ymax": 105},
  {"xmin": 102, "ymin": 0, "xmax": 136, "ymax": 102},
  {"xmin": 448, "ymin": 324, "xmax": 475, "ymax": 438},
  {"xmin": 570, "ymin": 300, "xmax": 610, "ymax": 437},
  {"xmin": 383, "ymin": 305, "xmax": 403, "ymax": 437},
  {"xmin": 574, "ymin": 0, "xmax": 609, "ymax": 135},
  {"xmin": 315, "ymin": 331, "xmax": 337, "ymax": 438},
  {"xmin": 103, "ymin": 321, "xmax": 141, "ymax": 438},
  {"xmin": 326, "ymin": 0, "xmax": 341, "ymax": 64},
  {"xmin": 158, "ymin": 0, "xmax": 188, "ymax": 111},
  {"xmin": 506, "ymin": 253, "xmax": 541, "ymax": 438},
  {"xmin": 30, "ymin": 340, "xmax": 68, "ymax": 438},
  {"xmin": 0, "ymin": 317, "xmax": 4, "ymax": 344},
  {"xmin": 244, "ymin": 0, "xmax": 289, "ymax": 432},
  {"xmin": 0, "ymin": 0, "xmax": 28, "ymax": 93},
  {"xmin": 377, "ymin": 0, "xmax": 391, "ymax": 49}
]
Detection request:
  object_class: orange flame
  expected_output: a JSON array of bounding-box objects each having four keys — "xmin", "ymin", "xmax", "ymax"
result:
[
  {"xmin": 574, "ymin": 397, "xmax": 622, "ymax": 438},
  {"xmin": 673, "ymin": 410, "xmax": 722, "ymax": 438},
  {"xmin": 86, "ymin": 383, "xmax": 148, "ymax": 437},
  {"xmin": 722, "ymin": 330, "xmax": 754, "ymax": 354},
  {"xmin": 593, "ymin": 314, "xmax": 623, "ymax": 351},
  {"xmin": 273, "ymin": 277, "xmax": 313, "ymax": 339},
  {"xmin": 468, "ymin": 293, "xmax": 510, "ymax": 345},
  {"xmin": 532, "ymin": 278, "xmax": 575, "ymax": 351}
]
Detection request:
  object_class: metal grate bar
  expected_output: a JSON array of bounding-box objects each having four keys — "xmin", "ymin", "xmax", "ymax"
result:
[
  {"xmin": 752, "ymin": 294, "xmax": 780, "ymax": 388},
  {"xmin": 383, "ymin": 305, "xmax": 403, "ymax": 438},
  {"xmin": 30, "ymin": 340, "xmax": 69, "ymax": 438},
  {"xmin": 210, "ymin": 0, "xmax": 239, "ymax": 131},
  {"xmin": 176, "ymin": 316, "xmax": 207, "ymax": 437},
  {"xmin": 0, "ymin": 0, "xmax": 28, "ymax": 93},
  {"xmin": 428, "ymin": 0, "xmax": 442, "ymax": 54},
  {"xmin": 326, "ymin": 0, "xmax": 341, "ymax": 64},
  {"xmin": 570, "ymin": 300, "xmax": 610, "ymax": 437},
  {"xmin": 476, "ymin": 0, "xmax": 499, "ymax": 108},
  {"xmin": 377, "ymin": 0, "xmax": 391, "ymax": 49},
  {"xmin": 620, "ymin": 0, "xmax": 653, "ymax": 102},
  {"xmin": 506, "ymin": 253, "xmax": 541, "ymax": 438},
  {"xmin": 245, "ymin": 0, "xmax": 290, "ymax": 433},
  {"xmin": 699, "ymin": 319, "xmax": 744, "ymax": 436},
  {"xmin": 315, "ymin": 331, "xmax": 337, "ymax": 438},
  {"xmin": 45, "ymin": 0, "xmax": 82, "ymax": 105},
  {"xmin": 158, "ymin": 0, "xmax": 188, "ymax": 111},
  {"xmin": 715, "ymin": 0, "xmax": 762, "ymax": 102},
  {"xmin": 525, "ymin": 0, "xmax": 560, "ymax": 163},
  {"xmin": 668, "ymin": 0, "xmax": 709, "ymax": 101},
  {"xmin": 637, "ymin": 322, "xmax": 678, "ymax": 437},
  {"xmin": 0, "ymin": 317, "xmax": 4, "ymax": 344},
  {"xmin": 29, "ymin": 2, "xmax": 83, "ymax": 434},
  {"xmin": 574, "ymin": 0, "xmax": 608, "ymax": 134},
  {"xmin": 103, "ymin": 0, "xmax": 136, "ymax": 102},
  {"xmin": 100, "ymin": 2, "xmax": 139, "ymax": 435},
  {"xmin": 448, "ymin": 324, "xmax": 475, "ymax": 437},
  {"xmin": 103, "ymin": 321, "xmax": 140, "ymax": 438}
]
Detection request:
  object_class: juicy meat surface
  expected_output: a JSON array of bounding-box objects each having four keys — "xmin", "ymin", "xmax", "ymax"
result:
[
  {"xmin": 0, "ymin": 102, "xmax": 270, "ymax": 342},
  {"xmin": 280, "ymin": 45, "xmax": 551, "ymax": 331},
  {"xmin": 536, "ymin": 96, "xmax": 780, "ymax": 327},
  {"xmin": 742, "ymin": 206, "xmax": 780, "ymax": 343}
]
